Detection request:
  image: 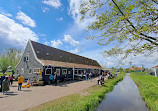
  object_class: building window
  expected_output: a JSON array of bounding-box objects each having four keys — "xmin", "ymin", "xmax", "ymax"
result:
[
  {"xmin": 45, "ymin": 68, "xmax": 52, "ymax": 75},
  {"xmin": 56, "ymin": 69, "xmax": 60, "ymax": 76},
  {"xmin": 78, "ymin": 70, "xmax": 81, "ymax": 74},
  {"xmin": 21, "ymin": 68, "xmax": 24, "ymax": 74},
  {"xmin": 75, "ymin": 70, "xmax": 78, "ymax": 74},
  {"xmin": 26, "ymin": 53, "xmax": 29, "ymax": 61},
  {"xmin": 68, "ymin": 71, "xmax": 71, "ymax": 74},
  {"xmin": 34, "ymin": 68, "xmax": 40, "ymax": 74},
  {"xmin": 28, "ymin": 69, "xmax": 32, "ymax": 74},
  {"xmin": 62, "ymin": 69, "xmax": 67, "ymax": 74}
]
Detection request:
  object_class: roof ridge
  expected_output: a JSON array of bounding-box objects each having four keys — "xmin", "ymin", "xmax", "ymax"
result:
[{"xmin": 30, "ymin": 40, "xmax": 96, "ymax": 61}]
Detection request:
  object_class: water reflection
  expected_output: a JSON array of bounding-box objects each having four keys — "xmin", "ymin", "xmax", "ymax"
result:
[{"xmin": 96, "ymin": 73, "xmax": 149, "ymax": 111}]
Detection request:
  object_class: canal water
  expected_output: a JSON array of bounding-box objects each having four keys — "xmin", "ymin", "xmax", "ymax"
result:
[{"xmin": 96, "ymin": 73, "xmax": 149, "ymax": 111}]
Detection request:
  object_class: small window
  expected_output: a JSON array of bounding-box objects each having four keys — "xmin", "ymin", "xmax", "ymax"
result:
[
  {"xmin": 21, "ymin": 68, "xmax": 24, "ymax": 74},
  {"xmin": 36, "ymin": 51, "xmax": 39, "ymax": 53},
  {"xmin": 34, "ymin": 68, "xmax": 40, "ymax": 74},
  {"xmin": 60, "ymin": 56, "xmax": 62, "ymax": 58},
  {"xmin": 62, "ymin": 69, "xmax": 67, "ymax": 74},
  {"xmin": 75, "ymin": 70, "xmax": 78, "ymax": 74},
  {"xmin": 56, "ymin": 69, "xmax": 60, "ymax": 76},
  {"xmin": 36, "ymin": 69, "xmax": 40, "ymax": 73},
  {"xmin": 29, "ymin": 69, "xmax": 32, "ymax": 74},
  {"xmin": 78, "ymin": 70, "xmax": 81, "ymax": 74},
  {"xmin": 46, "ymin": 53, "xmax": 49, "ymax": 56},
  {"xmin": 45, "ymin": 68, "xmax": 52, "ymax": 75},
  {"xmin": 26, "ymin": 53, "xmax": 29, "ymax": 61},
  {"xmin": 68, "ymin": 71, "xmax": 71, "ymax": 74}
]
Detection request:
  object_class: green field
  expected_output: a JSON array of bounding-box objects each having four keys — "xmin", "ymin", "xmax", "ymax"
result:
[
  {"xmin": 0, "ymin": 71, "xmax": 12, "ymax": 76},
  {"xmin": 131, "ymin": 72, "xmax": 158, "ymax": 111},
  {"xmin": 27, "ymin": 72, "xmax": 125, "ymax": 111}
]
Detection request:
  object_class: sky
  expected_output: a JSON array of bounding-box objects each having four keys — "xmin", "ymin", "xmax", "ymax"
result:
[{"xmin": 0, "ymin": 0, "xmax": 157, "ymax": 68}]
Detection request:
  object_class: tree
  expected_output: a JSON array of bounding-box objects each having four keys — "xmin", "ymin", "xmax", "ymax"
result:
[
  {"xmin": 119, "ymin": 67, "xmax": 123, "ymax": 71},
  {"xmin": 0, "ymin": 48, "xmax": 21, "ymax": 73},
  {"xmin": 7, "ymin": 48, "xmax": 21, "ymax": 71},
  {"xmin": 0, "ymin": 54, "xmax": 9, "ymax": 74},
  {"xmin": 80, "ymin": 0, "xmax": 158, "ymax": 59}
]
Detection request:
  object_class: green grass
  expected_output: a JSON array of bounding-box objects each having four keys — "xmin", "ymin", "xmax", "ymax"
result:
[
  {"xmin": 131, "ymin": 72, "xmax": 158, "ymax": 111},
  {"xmin": 27, "ymin": 72, "xmax": 125, "ymax": 111},
  {"xmin": 0, "ymin": 71, "xmax": 12, "ymax": 76}
]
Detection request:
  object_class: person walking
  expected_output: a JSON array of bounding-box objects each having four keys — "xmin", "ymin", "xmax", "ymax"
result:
[
  {"xmin": 54, "ymin": 72, "xmax": 58, "ymax": 86},
  {"xmin": 0, "ymin": 74, "xmax": 6, "ymax": 92},
  {"xmin": 97, "ymin": 76, "xmax": 100, "ymax": 85},
  {"xmin": 8, "ymin": 75, "xmax": 11, "ymax": 85},
  {"xmin": 2, "ymin": 77, "xmax": 9, "ymax": 95},
  {"xmin": 89, "ymin": 73, "xmax": 92, "ymax": 82},
  {"xmin": 8, "ymin": 75, "xmax": 14, "ymax": 86},
  {"xmin": 49, "ymin": 74, "xmax": 54, "ymax": 85},
  {"xmin": 18, "ymin": 75, "xmax": 24, "ymax": 91}
]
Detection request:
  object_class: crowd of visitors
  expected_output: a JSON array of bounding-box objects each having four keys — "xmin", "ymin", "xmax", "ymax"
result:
[
  {"xmin": 0, "ymin": 73, "xmax": 25, "ymax": 94},
  {"xmin": 0, "ymin": 69, "xmax": 118, "ymax": 95}
]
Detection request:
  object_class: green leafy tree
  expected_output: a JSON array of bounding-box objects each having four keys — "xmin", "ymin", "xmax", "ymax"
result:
[
  {"xmin": 0, "ymin": 48, "xmax": 21, "ymax": 73},
  {"xmin": 0, "ymin": 54, "xmax": 9, "ymax": 74},
  {"xmin": 119, "ymin": 67, "xmax": 123, "ymax": 71},
  {"xmin": 7, "ymin": 48, "xmax": 21, "ymax": 71},
  {"xmin": 80, "ymin": 0, "xmax": 158, "ymax": 59}
]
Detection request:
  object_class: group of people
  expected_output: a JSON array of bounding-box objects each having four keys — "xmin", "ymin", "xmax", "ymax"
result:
[
  {"xmin": 49, "ymin": 72, "xmax": 58, "ymax": 86},
  {"xmin": 0, "ymin": 74, "xmax": 14, "ymax": 94},
  {"xmin": 0, "ymin": 74, "xmax": 24, "ymax": 95},
  {"xmin": 97, "ymin": 75, "xmax": 105, "ymax": 85},
  {"xmin": 97, "ymin": 72, "xmax": 118, "ymax": 85},
  {"xmin": 81, "ymin": 72, "xmax": 92, "ymax": 81}
]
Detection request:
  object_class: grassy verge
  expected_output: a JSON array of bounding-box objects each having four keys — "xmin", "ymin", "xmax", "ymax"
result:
[
  {"xmin": 0, "ymin": 71, "xmax": 12, "ymax": 76},
  {"xmin": 27, "ymin": 72, "xmax": 125, "ymax": 111},
  {"xmin": 130, "ymin": 72, "xmax": 158, "ymax": 111}
]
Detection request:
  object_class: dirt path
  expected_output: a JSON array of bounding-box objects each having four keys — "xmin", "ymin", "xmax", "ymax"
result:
[{"xmin": 0, "ymin": 78, "xmax": 98, "ymax": 111}]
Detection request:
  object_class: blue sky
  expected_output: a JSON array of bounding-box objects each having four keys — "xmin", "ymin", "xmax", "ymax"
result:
[{"xmin": 0, "ymin": 0, "xmax": 157, "ymax": 68}]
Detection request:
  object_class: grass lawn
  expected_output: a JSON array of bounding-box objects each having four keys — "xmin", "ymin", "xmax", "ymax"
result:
[
  {"xmin": 0, "ymin": 71, "xmax": 12, "ymax": 76},
  {"xmin": 27, "ymin": 72, "xmax": 125, "ymax": 111},
  {"xmin": 131, "ymin": 72, "xmax": 158, "ymax": 111}
]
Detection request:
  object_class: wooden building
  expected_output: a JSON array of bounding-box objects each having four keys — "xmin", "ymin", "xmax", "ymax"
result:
[{"xmin": 16, "ymin": 40, "xmax": 102, "ymax": 82}]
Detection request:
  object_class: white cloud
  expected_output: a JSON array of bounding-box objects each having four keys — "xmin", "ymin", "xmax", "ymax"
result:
[
  {"xmin": 68, "ymin": 0, "xmax": 96, "ymax": 29},
  {"xmin": 64, "ymin": 34, "xmax": 79, "ymax": 46},
  {"xmin": 70, "ymin": 48, "xmax": 79, "ymax": 53},
  {"xmin": 42, "ymin": 7, "xmax": 50, "ymax": 13},
  {"xmin": 56, "ymin": 17, "xmax": 63, "ymax": 21},
  {"xmin": 51, "ymin": 40, "xmax": 63, "ymax": 48},
  {"xmin": 0, "ymin": 14, "xmax": 38, "ymax": 50},
  {"xmin": 44, "ymin": 41, "xmax": 50, "ymax": 45},
  {"xmin": 0, "ymin": 10, "xmax": 12, "ymax": 17},
  {"xmin": 16, "ymin": 11, "xmax": 36, "ymax": 28},
  {"xmin": 42, "ymin": 0, "xmax": 61, "ymax": 8}
]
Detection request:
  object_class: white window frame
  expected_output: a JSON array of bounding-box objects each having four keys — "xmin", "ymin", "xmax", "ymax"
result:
[
  {"xmin": 36, "ymin": 68, "xmax": 40, "ymax": 73},
  {"xmin": 34, "ymin": 68, "xmax": 40, "ymax": 74},
  {"xmin": 56, "ymin": 68, "xmax": 60, "ymax": 76},
  {"xmin": 26, "ymin": 53, "xmax": 29, "ymax": 61},
  {"xmin": 62, "ymin": 69, "xmax": 67, "ymax": 74},
  {"xmin": 21, "ymin": 68, "xmax": 24, "ymax": 74},
  {"xmin": 45, "ymin": 68, "xmax": 52, "ymax": 75},
  {"xmin": 28, "ymin": 69, "xmax": 32, "ymax": 74}
]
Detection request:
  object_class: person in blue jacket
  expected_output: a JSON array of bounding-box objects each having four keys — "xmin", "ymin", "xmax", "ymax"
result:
[{"xmin": 49, "ymin": 74, "xmax": 54, "ymax": 85}]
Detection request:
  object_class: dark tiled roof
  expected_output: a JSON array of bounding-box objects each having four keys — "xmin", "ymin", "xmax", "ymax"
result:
[{"xmin": 31, "ymin": 41, "xmax": 101, "ymax": 68}]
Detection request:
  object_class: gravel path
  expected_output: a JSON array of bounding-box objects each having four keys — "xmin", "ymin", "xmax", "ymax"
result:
[{"xmin": 0, "ymin": 78, "xmax": 98, "ymax": 111}]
